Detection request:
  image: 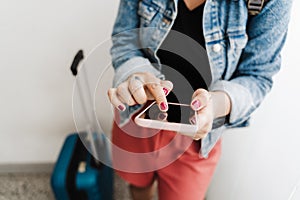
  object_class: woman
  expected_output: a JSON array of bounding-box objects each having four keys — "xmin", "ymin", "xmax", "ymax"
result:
[{"xmin": 107, "ymin": 0, "xmax": 292, "ymax": 199}]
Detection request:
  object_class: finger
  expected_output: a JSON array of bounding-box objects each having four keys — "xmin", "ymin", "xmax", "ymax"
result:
[
  {"xmin": 193, "ymin": 132, "xmax": 207, "ymax": 141},
  {"xmin": 189, "ymin": 114, "xmax": 197, "ymax": 125},
  {"xmin": 194, "ymin": 121, "xmax": 211, "ymax": 138},
  {"xmin": 144, "ymin": 88, "xmax": 155, "ymax": 100},
  {"xmin": 160, "ymin": 80, "xmax": 173, "ymax": 96},
  {"xmin": 193, "ymin": 123, "xmax": 211, "ymax": 140},
  {"xmin": 116, "ymin": 82, "xmax": 137, "ymax": 106},
  {"xmin": 107, "ymin": 88, "xmax": 126, "ymax": 111},
  {"xmin": 128, "ymin": 75, "xmax": 148, "ymax": 104},
  {"xmin": 190, "ymin": 89, "xmax": 211, "ymax": 111},
  {"xmin": 192, "ymin": 120, "xmax": 209, "ymax": 140},
  {"xmin": 192, "ymin": 107, "xmax": 213, "ymax": 140},
  {"xmin": 157, "ymin": 112, "xmax": 168, "ymax": 121},
  {"xmin": 128, "ymin": 75, "xmax": 145, "ymax": 93},
  {"xmin": 144, "ymin": 77, "xmax": 168, "ymax": 111},
  {"xmin": 132, "ymin": 87, "xmax": 148, "ymax": 104}
]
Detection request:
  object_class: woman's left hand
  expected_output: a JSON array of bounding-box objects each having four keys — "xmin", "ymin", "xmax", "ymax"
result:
[
  {"xmin": 189, "ymin": 88, "xmax": 232, "ymax": 140},
  {"xmin": 189, "ymin": 89, "xmax": 214, "ymax": 140}
]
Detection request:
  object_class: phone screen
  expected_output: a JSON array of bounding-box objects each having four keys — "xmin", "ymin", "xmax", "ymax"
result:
[{"xmin": 144, "ymin": 103, "xmax": 194, "ymax": 125}]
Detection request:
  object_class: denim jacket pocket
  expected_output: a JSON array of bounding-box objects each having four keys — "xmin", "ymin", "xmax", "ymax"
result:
[
  {"xmin": 138, "ymin": 1, "xmax": 159, "ymax": 26},
  {"xmin": 228, "ymin": 34, "xmax": 248, "ymax": 50},
  {"xmin": 224, "ymin": 34, "xmax": 248, "ymax": 79}
]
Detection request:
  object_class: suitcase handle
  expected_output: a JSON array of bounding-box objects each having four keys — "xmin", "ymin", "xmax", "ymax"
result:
[
  {"xmin": 70, "ymin": 50, "xmax": 84, "ymax": 76},
  {"xmin": 70, "ymin": 49, "xmax": 111, "ymax": 167}
]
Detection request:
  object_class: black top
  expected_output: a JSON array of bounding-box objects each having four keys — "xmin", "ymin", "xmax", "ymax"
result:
[{"xmin": 157, "ymin": 0, "xmax": 211, "ymax": 104}]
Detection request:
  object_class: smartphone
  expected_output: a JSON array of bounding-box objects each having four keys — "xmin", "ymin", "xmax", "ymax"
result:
[{"xmin": 134, "ymin": 101, "xmax": 198, "ymax": 136}]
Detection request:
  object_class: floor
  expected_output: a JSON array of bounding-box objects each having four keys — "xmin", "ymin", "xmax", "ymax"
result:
[{"xmin": 0, "ymin": 172, "xmax": 135, "ymax": 200}]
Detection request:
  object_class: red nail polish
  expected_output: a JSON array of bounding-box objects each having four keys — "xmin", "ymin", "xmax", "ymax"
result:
[
  {"xmin": 118, "ymin": 105, "xmax": 125, "ymax": 111},
  {"xmin": 190, "ymin": 117, "xmax": 196, "ymax": 125},
  {"xmin": 163, "ymin": 88, "xmax": 168, "ymax": 95},
  {"xmin": 160, "ymin": 102, "xmax": 168, "ymax": 111},
  {"xmin": 158, "ymin": 113, "xmax": 167, "ymax": 120},
  {"xmin": 192, "ymin": 100, "xmax": 201, "ymax": 110}
]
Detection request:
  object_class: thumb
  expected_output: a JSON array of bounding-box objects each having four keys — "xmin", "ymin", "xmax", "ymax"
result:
[{"xmin": 190, "ymin": 89, "xmax": 211, "ymax": 111}]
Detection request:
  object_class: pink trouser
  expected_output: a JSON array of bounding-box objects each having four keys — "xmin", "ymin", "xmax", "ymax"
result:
[{"xmin": 112, "ymin": 110, "xmax": 221, "ymax": 200}]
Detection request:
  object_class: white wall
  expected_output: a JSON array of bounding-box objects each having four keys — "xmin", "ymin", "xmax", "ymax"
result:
[
  {"xmin": 0, "ymin": 0, "xmax": 118, "ymax": 163},
  {"xmin": 1, "ymin": 0, "xmax": 300, "ymax": 198},
  {"xmin": 207, "ymin": 1, "xmax": 300, "ymax": 199}
]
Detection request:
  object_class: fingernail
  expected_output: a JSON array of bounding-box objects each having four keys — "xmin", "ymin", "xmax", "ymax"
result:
[
  {"xmin": 163, "ymin": 88, "xmax": 169, "ymax": 95},
  {"xmin": 191, "ymin": 100, "xmax": 201, "ymax": 110},
  {"xmin": 160, "ymin": 102, "xmax": 168, "ymax": 111},
  {"xmin": 118, "ymin": 105, "xmax": 125, "ymax": 111},
  {"xmin": 158, "ymin": 113, "xmax": 167, "ymax": 120},
  {"xmin": 190, "ymin": 117, "xmax": 196, "ymax": 125}
]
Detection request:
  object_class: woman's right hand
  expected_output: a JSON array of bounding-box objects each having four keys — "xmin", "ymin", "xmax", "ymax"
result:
[{"xmin": 107, "ymin": 72, "xmax": 173, "ymax": 112}]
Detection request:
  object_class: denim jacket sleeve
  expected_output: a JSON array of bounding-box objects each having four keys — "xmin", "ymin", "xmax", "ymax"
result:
[
  {"xmin": 110, "ymin": 0, "xmax": 164, "ymax": 88},
  {"xmin": 210, "ymin": 0, "xmax": 292, "ymax": 128}
]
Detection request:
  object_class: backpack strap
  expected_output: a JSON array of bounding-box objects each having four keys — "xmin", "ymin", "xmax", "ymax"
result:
[{"xmin": 247, "ymin": 0, "xmax": 269, "ymax": 16}]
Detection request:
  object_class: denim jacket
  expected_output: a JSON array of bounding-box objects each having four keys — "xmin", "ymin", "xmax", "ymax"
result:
[{"xmin": 110, "ymin": 0, "xmax": 292, "ymax": 158}]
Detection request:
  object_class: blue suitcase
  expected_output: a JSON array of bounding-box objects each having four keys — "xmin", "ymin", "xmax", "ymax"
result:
[
  {"xmin": 51, "ymin": 50, "xmax": 113, "ymax": 200},
  {"xmin": 51, "ymin": 133, "xmax": 113, "ymax": 200}
]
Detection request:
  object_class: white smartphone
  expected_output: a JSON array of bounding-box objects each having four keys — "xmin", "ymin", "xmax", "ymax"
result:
[{"xmin": 134, "ymin": 101, "xmax": 198, "ymax": 136}]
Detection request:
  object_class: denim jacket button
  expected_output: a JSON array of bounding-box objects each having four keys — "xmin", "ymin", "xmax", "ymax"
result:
[
  {"xmin": 148, "ymin": 7, "xmax": 154, "ymax": 12},
  {"xmin": 213, "ymin": 43, "xmax": 222, "ymax": 52}
]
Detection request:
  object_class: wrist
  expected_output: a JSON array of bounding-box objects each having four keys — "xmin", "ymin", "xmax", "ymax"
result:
[{"xmin": 209, "ymin": 91, "xmax": 232, "ymax": 119}]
